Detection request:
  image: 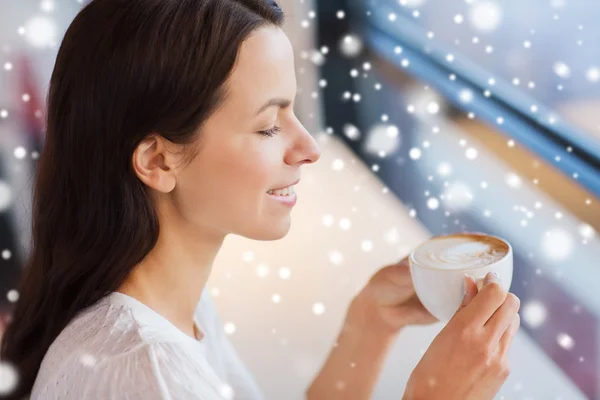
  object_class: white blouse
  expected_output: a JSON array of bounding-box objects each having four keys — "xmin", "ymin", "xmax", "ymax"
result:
[{"xmin": 31, "ymin": 290, "xmax": 265, "ymax": 399}]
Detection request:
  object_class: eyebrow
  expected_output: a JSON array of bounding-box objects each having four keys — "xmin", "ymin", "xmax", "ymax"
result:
[{"xmin": 255, "ymin": 98, "xmax": 292, "ymax": 116}]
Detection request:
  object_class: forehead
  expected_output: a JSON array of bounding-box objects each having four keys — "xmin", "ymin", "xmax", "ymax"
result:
[{"xmin": 221, "ymin": 26, "xmax": 297, "ymax": 120}]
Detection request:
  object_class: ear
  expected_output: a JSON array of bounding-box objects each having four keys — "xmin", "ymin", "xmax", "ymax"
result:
[{"xmin": 131, "ymin": 134, "xmax": 181, "ymax": 193}]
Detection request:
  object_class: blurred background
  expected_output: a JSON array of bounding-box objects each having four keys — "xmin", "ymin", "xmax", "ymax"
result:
[{"xmin": 0, "ymin": 0, "xmax": 598, "ymax": 399}]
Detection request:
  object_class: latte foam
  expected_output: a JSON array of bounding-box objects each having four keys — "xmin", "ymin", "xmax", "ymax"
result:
[{"xmin": 412, "ymin": 234, "xmax": 509, "ymax": 270}]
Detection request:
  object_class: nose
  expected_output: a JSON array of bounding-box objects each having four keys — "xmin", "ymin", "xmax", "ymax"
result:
[
  {"xmin": 298, "ymin": 127, "xmax": 322, "ymax": 165},
  {"xmin": 288, "ymin": 118, "xmax": 321, "ymax": 166}
]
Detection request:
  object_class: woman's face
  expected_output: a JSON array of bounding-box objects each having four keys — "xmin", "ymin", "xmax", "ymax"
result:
[{"xmin": 166, "ymin": 25, "xmax": 321, "ymax": 241}]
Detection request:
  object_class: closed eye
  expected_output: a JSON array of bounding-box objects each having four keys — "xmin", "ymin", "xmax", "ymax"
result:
[{"xmin": 258, "ymin": 125, "xmax": 282, "ymax": 137}]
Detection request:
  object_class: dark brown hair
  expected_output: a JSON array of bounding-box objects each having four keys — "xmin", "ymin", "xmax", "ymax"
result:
[{"xmin": 0, "ymin": 0, "xmax": 285, "ymax": 397}]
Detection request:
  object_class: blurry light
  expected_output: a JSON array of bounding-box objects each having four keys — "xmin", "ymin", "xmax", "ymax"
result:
[
  {"xmin": 361, "ymin": 240, "xmax": 373, "ymax": 252},
  {"xmin": 579, "ymin": 224, "xmax": 595, "ymax": 239},
  {"xmin": 542, "ymin": 228, "xmax": 574, "ymax": 262},
  {"xmin": 6, "ymin": 290, "xmax": 18, "ymax": 302},
  {"xmin": 554, "ymin": 62, "xmax": 571, "ymax": 78},
  {"xmin": 278, "ymin": 267, "xmax": 291, "ymax": 280},
  {"xmin": 256, "ymin": 263, "xmax": 269, "ymax": 278},
  {"xmin": 522, "ymin": 300, "xmax": 547, "ymax": 328},
  {"xmin": 443, "ymin": 182, "xmax": 473, "ymax": 211},
  {"xmin": 586, "ymin": 67, "xmax": 600, "ymax": 82},
  {"xmin": 363, "ymin": 124, "xmax": 401, "ymax": 156},
  {"xmin": 0, "ymin": 181, "xmax": 13, "ymax": 211},
  {"xmin": 313, "ymin": 303, "xmax": 325, "ymax": 315},
  {"xmin": 328, "ymin": 250, "xmax": 343, "ymax": 265},
  {"xmin": 557, "ymin": 333, "xmax": 575, "ymax": 350},
  {"xmin": 332, "ymin": 159, "xmax": 344, "ymax": 171},
  {"xmin": 400, "ymin": 0, "xmax": 427, "ymax": 7},
  {"xmin": 40, "ymin": 0, "xmax": 55, "ymax": 12},
  {"xmin": 506, "ymin": 173, "xmax": 522, "ymax": 188},
  {"xmin": 24, "ymin": 15, "xmax": 57, "ymax": 48},
  {"xmin": 409, "ymin": 148, "xmax": 422, "ymax": 160},
  {"xmin": 427, "ymin": 102, "xmax": 440, "ymax": 114},
  {"xmin": 459, "ymin": 89, "xmax": 474, "ymax": 103},
  {"xmin": 310, "ymin": 50, "xmax": 324, "ymax": 66},
  {"xmin": 469, "ymin": 1, "xmax": 502, "ymax": 32},
  {"xmin": 340, "ymin": 34, "xmax": 363, "ymax": 57},
  {"xmin": 465, "ymin": 147, "xmax": 478, "ymax": 160},
  {"xmin": 343, "ymin": 124, "xmax": 361, "ymax": 141},
  {"xmin": 224, "ymin": 322, "xmax": 236, "ymax": 335},
  {"xmin": 427, "ymin": 197, "xmax": 440, "ymax": 210},
  {"xmin": 14, "ymin": 147, "xmax": 27, "ymax": 160},
  {"xmin": 0, "ymin": 362, "xmax": 19, "ymax": 395},
  {"xmin": 437, "ymin": 162, "xmax": 452, "ymax": 176},
  {"xmin": 339, "ymin": 218, "xmax": 351, "ymax": 230},
  {"xmin": 219, "ymin": 384, "xmax": 235, "ymax": 400},
  {"xmin": 242, "ymin": 251, "xmax": 254, "ymax": 263}
]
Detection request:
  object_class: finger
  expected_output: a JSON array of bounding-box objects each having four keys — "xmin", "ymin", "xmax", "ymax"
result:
[
  {"xmin": 485, "ymin": 293, "xmax": 521, "ymax": 342},
  {"xmin": 460, "ymin": 272, "xmax": 507, "ymax": 326},
  {"xmin": 401, "ymin": 294, "xmax": 439, "ymax": 324},
  {"xmin": 394, "ymin": 256, "xmax": 410, "ymax": 268},
  {"xmin": 386, "ymin": 264, "xmax": 412, "ymax": 288},
  {"xmin": 454, "ymin": 274, "xmax": 478, "ymax": 316},
  {"xmin": 498, "ymin": 313, "xmax": 520, "ymax": 358}
]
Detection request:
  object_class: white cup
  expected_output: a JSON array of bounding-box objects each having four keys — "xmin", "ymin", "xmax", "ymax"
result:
[{"xmin": 409, "ymin": 233, "xmax": 513, "ymax": 322}]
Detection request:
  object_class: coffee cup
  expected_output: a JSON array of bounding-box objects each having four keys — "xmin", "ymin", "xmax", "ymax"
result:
[{"xmin": 409, "ymin": 232, "xmax": 513, "ymax": 322}]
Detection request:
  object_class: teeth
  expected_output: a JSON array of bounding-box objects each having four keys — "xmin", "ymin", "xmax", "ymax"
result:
[{"xmin": 268, "ymin": 185, "xmax": 295, "ymax": 196}]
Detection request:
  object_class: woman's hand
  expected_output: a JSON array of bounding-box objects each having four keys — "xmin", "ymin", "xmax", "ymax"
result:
[
  {"xmin": 404, "ymin": 272, "xmax": 521, "ymax": 400},
  {"xmin": 350, "ymin": 256, "xmax": 438, "ymax": 337},
  {"xmin": 308, "ymin": 256, "xmax": 438, "ymax": 400}
]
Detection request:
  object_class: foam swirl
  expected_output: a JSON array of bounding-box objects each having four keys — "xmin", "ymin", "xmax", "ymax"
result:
[{"xmin": 413, "ymin": 236, "xmax": 508, "ymax": 270}]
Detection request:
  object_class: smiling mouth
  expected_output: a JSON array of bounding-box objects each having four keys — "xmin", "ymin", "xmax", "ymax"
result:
[{"xmin": 267, "ymin": 184, "xmax": 296, "ymax": 196}]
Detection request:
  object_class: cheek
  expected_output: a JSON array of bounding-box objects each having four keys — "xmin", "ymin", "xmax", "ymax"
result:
[
  {"xmin": 221, "ymin": 144, "xmax": 278, "ymax": 191},
  {"xmin": 182, "ymin": 146, "xmax": 277, "ymax": 212}
]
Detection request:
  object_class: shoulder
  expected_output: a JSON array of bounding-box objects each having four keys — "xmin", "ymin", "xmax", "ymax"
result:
[
  {"xmin": 33, "ymin": 341, "xmax": 229, "ymax": 400},
  {"xmin": 81, "ymin": 341, "xmax": 229, "ymax": 399},
  {"xmin": 32, "ymin": 294, "xmax": 228, "ymax": 399}
]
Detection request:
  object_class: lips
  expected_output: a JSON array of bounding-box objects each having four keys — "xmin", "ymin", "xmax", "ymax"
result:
[{"xmin": 269, "ymin": 178, "xmax": 300, "ymax": 191}]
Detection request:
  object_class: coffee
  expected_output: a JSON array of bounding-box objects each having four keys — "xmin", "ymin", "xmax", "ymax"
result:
[
  {"xmin": 409, "ymin": 233, "xmax": 513, "ymax": 321},
  {"xmin": 412, "ymin": 234, "xmax": 509, "ymax": 270}
]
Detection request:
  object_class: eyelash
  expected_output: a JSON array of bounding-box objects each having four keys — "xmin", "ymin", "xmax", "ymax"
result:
[{"xmin": 258, "ymin": 125, "xmax": 282, "ymax": 137}]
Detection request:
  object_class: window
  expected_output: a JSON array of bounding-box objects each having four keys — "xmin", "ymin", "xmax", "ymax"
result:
[{"xmin": 316, "ymin": 0, "xmax": 600, "ymax": 398}]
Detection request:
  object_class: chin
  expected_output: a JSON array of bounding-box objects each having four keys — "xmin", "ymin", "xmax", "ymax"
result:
[{"xmin": 239, "ymin": 217, "xmax": 292, "ymax": 241}]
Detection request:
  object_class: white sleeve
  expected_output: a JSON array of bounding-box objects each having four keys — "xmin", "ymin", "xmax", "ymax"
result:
[{"xmin": 81, "ymin": 341, "xmax": 229, "ymax": 400}]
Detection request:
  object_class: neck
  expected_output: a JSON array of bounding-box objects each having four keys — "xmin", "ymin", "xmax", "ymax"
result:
[{"xmin": 117, "ymin": 210, "xmax": 226, "ymax": 339}]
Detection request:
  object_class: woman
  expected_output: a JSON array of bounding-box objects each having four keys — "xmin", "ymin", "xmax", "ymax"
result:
[{"xmin": 0, "ymin": 0, "xmax": 521, "ymax": 399}]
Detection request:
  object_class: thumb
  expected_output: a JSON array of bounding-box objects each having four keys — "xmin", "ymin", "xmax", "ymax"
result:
[{"xmin": 455, "ymin": 274, "xmax": 478, "ymax": 315}]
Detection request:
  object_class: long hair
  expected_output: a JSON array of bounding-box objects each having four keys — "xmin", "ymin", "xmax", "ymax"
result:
[{"xmin": 0, "ymin": 0, "xmax": 285, "ymax": 397}]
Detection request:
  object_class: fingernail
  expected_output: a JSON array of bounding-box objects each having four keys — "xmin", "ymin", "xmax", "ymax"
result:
[
  {"xmin": 463, "ymin": 274, "xmax": 470, "ymax": 296},
  {"xmin": 484, "ymin": 271, "xmax": 500, "ymax": 284}
]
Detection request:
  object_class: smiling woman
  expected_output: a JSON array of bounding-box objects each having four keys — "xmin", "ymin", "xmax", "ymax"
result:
[
  {"xmin": 0, "ymin": 0, "xmax": 320, "ymax": 398},
  {"xmin": 0, "ymin": 0, "xmax": 527, "ymax": 399}
]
